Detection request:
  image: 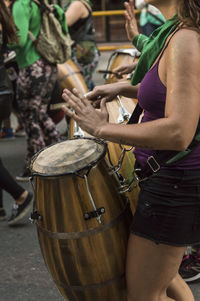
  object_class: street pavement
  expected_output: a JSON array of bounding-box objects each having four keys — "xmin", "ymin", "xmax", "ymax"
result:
[{"xmin": 0, "ymin": 51, "xmax": 200, "ymax": 300}]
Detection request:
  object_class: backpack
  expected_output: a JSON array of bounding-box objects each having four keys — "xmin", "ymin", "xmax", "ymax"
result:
[{"xmin": 28, "ymin": 0, "xmax": 73, "ymax": 64}]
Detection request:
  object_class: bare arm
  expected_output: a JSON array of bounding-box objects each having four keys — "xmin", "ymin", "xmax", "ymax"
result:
[
  {"xmin": 124, "ymin": 0, "xmax": 140, "ymax": 42},
  {"xmin": 86, "ymin": 82, "xmax": 139, "ymax": 105},
  {"xmin": 62, "ymin": 29, "xmax": 200, "ymax": 151},
  {"xmin": 98, "ymin": 29, "xmax": 200, "ymax": 150},
  {"xmin": 65, "ymin": 1, "xmax": 89, "ymax": 27},
  {"xmin": 112, "ymin": 61, "xmax": 138, "ymax": 78}
]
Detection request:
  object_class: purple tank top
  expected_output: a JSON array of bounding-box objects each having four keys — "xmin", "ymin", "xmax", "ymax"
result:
[{"xmin": 134, "ymin": 32, "xmax": 200, "ymax": 170}]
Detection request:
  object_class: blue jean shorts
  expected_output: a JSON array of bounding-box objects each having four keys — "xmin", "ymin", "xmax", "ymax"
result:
[{"xmin": 130, "ymin": 169, "xmax": 200, "ymax": 246}]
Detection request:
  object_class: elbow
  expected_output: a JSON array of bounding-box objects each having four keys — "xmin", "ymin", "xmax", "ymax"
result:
[{"xmin": 171, "ymin": 130, "xmax": 192, "ymax": 152}]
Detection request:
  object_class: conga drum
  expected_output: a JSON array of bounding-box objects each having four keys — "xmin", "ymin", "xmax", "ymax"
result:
[
  {"xmin": 58, "ymin": 59, "xmax": 88, "ymax": 94},
  {"xmin": 103, "ymin": 49, "xmax": 141, "ymax": 214},
  {"xmin": 106, "ymin": 97, "xmax": 140, "ymax": 214},
  {"xmin": 105, "ymin": 48, "xmax": 140, "ymax": 84},
  {"xmin": 48, "ymin": 59, "xmax": 88, "ymax": 123},
  {"xmin": 30, "ymin": 138, "xmax": 132, "ymax": 301}
]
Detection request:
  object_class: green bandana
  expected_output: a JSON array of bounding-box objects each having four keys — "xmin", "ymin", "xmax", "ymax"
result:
[{"xmin": 131, "ymin": 15, "xmax": 180, "ymax": 85}]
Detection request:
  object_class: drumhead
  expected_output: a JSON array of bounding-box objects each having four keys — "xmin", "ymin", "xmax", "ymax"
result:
[
  {"xmin": 30, "ymin": 138, "xmax": 107, "ymax": 176},
  {"xmin": 113, "ymin": 48, "xmax": 140, "ymax": 58}
]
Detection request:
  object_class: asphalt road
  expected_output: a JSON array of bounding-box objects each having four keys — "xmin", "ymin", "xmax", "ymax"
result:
[{"xmin": 0, "ymin": 51, "xmax": 200, "ymax": 301}]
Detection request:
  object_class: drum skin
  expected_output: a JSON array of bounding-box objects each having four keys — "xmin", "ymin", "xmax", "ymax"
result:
[{"xmin": 31, "ymin": 139, "xmax": 132, "ymax": 301}]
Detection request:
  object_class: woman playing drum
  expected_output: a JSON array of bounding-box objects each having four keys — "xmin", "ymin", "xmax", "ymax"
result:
[{"xmin": 62, "ymin": 0, "xmax": 200, "ymax": 300}]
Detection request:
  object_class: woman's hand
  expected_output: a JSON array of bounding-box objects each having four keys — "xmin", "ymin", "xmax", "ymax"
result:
[
  {"xmin": 62, "ymin": 88, "xmax": 109, "ymax": 137},
  {"xmin": 124, "ymin": 0, "xmax": 140, "ymax": 42},
  {"xmin": 85, "ymin": 83, "xmax": 123, "ymax": 108},
  {"xmin": 112, "ymin": 61, "xmax": 138, "ymax": 78}
]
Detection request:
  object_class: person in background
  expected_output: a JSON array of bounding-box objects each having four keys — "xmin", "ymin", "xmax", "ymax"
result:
[
  {"xmin": 0, "ymin": 118, "xmax": 15, "ymax": 140},
  {"xmin": 135, "ymin": 0, "xmax": 165, "ymax": 36},
  {"xmin": 179, "ymin": 245, "xmax": 200, "ymax": 284},
  {"xmin": 0, "ymin": 50, "xmax": 22, "ymax": 140},
  {"xmin": 62, "ymin": 0, "xmax": 200, "ymax": 300},
  {"xmin": 9, "ymin": 0, "xmax": 64, "ymax": 181},
  {"xmin": 0, "ymin": 158, "xmax": 33, "ymax": 226},
  {"xmin": 64, "ymin": 0, "xmax": 99, "ymax": 91},
  {"xmin": 112, "ymin": 0, "xmax": 165, "ymax": 79},
  {"xmin": 0, "ymin": 0, "xmax": 33, "ymax": 226}
]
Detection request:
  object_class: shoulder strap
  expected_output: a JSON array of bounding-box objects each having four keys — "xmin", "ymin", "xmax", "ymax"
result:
[
  {"xmin": 127, "ymin": 102, "xmax": 143, "ymax": 125},
  {"xmin": 79, "ymin": 0, "xmax": 92, "ymax": 13},
  {"xmin": 32, "ymin": 0, "xmax": 54, "ymax": 12},
  {"xmin": 157, "ymin": 26, "xmax": 181, "ymax": 63}
]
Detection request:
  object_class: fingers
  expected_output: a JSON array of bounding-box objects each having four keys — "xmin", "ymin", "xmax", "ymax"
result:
[
  {"xmin": 62, "ymin": 88, "xmax": 86, "ymax": 115},
  {"xmin": 100, "ymin": 98, "xmax": 108, "ymax": 113},
  {"xmin": 62, "ymin": 105, "xmax": 77, "ymax": 119},
  {"xmin": 130, "ymin": 0, "xmax": 135, "ymax": 14},
  {"xmin": 85, "ymin": 89, "xmax": 101, "ymax": 101},
  {"xmin": 124, "ymin": 0, "xmax": 135, "ymax": 19},
  {"xmin": 72, "ymin": 88, "xmax": 89, "ymax": 106},
  {"xmin": 92, "ymin": 99, "xmax": 101, "ymax": 108},
  {"xmin": 112, "ymin": 66, "xmax": 126, "ymax": 78}
]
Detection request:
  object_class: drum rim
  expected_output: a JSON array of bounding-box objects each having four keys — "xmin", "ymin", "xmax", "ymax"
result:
[
  {"xmin": 112, "ymin": 48, "xmax": 141, "ymax": 57},
  {"xmin": 30, "ymin": 137, "xmax": 108, "ymax": 178}
]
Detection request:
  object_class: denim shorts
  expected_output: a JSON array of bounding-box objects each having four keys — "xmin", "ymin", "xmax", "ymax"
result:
[{"xmin": 130, "ymin": 169, "xmax": 200, "ymax": 246}]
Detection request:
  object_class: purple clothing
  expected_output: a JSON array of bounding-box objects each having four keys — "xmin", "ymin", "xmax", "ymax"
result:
[{"xmin": 134, "ymin": 58, "xmax": 200, "ymax": 170}]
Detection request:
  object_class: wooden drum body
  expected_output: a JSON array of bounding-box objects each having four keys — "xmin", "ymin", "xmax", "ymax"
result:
[
  {"xmin": 49, "ymin": 60, "xmax": 88, "ymax": 122},
  {"xmin": 106, "ymin": 97, "xmax": 140, "ymax": 213},
  {"xmin": 104, "ymin": 49, "xmax": 141, "ymax": 213},
  {"xmin": 30, "ymin": 138, "xmax": 132, "ymax": 301},
  {"xmin": 58, "ymin": 59, "xmax": 88, "ymax": 94},
  {"xmin": 105, "ymin": 48, "xmax": 140, "ymax": 84}
]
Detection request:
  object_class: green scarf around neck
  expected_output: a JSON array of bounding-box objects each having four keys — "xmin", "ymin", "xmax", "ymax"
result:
[{"xmin": 131, "ymin": 15, "xmax": 180, "ymax": 85}]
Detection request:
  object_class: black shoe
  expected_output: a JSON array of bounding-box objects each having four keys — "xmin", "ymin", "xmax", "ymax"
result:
[
  {"xmin": 0, "ymin": 208, "xmax": 7, "ymax": 221},
  {"xmin": 179, "ymin": 254, "xmax": 200, "ymax": 283},
  {"xmin": 16, "ymin": 168, "xmax": 31, "ymax": 182},
  {"xmin": 8, "ymin": 192, "xmax": 33, "ymax": 226}
]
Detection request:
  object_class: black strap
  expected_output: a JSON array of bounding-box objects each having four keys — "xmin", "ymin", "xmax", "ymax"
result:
[
  {"xmin": 127, "ymin": 102, "xmax": 143, "ymax": 125},
  {"xmin": 127, "ymin": 103, "xmax": 200, "ymax": 180}
]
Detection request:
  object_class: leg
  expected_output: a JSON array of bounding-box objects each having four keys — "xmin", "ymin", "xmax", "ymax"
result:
[
  {"xmin": 167, "ymin": 273, "xmax": 194, "ymax": 301},
  {"xmin": 0, "ymin": 157, "xmax": 33, "ymax": 225},
  {"xmin": 17, "ymin": 59, "xmax": 61, "ymax": 168},
  {"xmin": 0, "ymin": 187, "xmax": 7, "ymax": 221},
  {"xmin": 0, "ymin": 158, "xmax": 24, "ymax": 199},
  {"xmin": 126, "ymin": 234, "xmax": 193, "ymax": 301}
]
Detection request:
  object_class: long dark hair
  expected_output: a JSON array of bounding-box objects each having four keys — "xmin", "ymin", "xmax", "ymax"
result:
[
  {"xmin": 0, "ymin": 0, "xmax": 18, "ymax": 44},
  {"xmin": 178, "ymin": 0, "xmax": 200, "ymax": 32}
]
